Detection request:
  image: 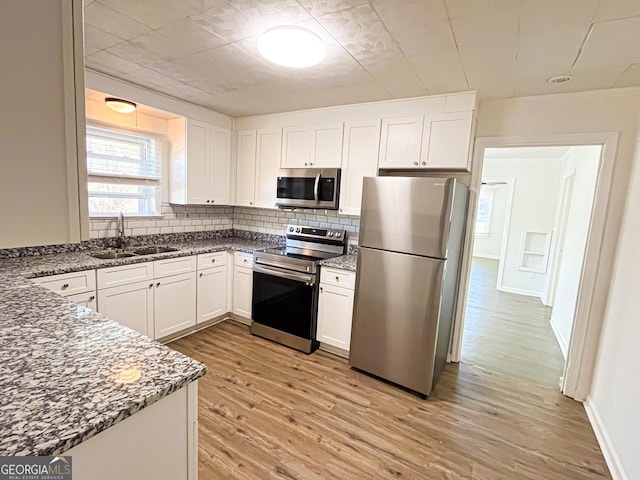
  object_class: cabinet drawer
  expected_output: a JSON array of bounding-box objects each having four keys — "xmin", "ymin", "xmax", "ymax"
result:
[
  {"xmin": 66, "ymin": 291, "xmax": 97, "ymax": 310},
  {"xmin": 154, "ymin": 256, "xmax": 196, "ymax": 278},
  {"xmin": 234, "ymin": 252, "xmax": 253, "ymax": 268},
  {"xmin": 97, "ymin": 262, "xmax": 154, "ymax": 290},
  {"xmin": 197, "ymin": 251, "xmax": 228, "ymax": 270},
  {"xmin": 320, "ymin": 267, "xmax": 356, "ymax": 290},
  {"xmin": 37, "ymin": 270, "xmax": 96, "ymax": 296}
]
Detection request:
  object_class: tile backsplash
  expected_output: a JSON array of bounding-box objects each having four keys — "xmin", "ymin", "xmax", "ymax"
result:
[
  {"xmin": 233, "ymin": 206, "xmax": 360, "ymax": 237},
  {"xmin": 89, "ymin": 204, "xmax": 234, "ymax": 239},
  {"xmin": 87, "ymin": 204, "xmax": 360, "ymax": 245}
]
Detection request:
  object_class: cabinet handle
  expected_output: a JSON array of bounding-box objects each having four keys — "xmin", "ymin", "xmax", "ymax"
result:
[
  {"xmin": 89, "ymin": 296, "xmax": 95, "ymax": 301},
  {"xmin": 156, "ymin": 282, "xmax": 160, "ymax": 287},
  {"xmin": 421, "ymin": 161, "xmax": 426, "ymax": 166},
  {"xmin": 61, "ymin": 283, "xmax": 69, "ymax": 289},
  {"xmin": 413, "ymin": 161, "xmax": 419, "ymax": 166},
  {"xmin": 149, "ymin": 283, "xmax": 153, "ymax": 289}
]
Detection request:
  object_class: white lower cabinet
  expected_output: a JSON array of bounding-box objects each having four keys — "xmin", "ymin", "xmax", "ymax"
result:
[
  {"xmin": 317, "ymin": 268, "xmax": 356, "ymax": 355},
  {"xmin": 232, "ymin": 252, "xmax": 253, "ymax": 321},
  {"xmin": 36, "ymin": 270, "xmax": 97, "ymax": 304},
  {"xmin": 196, "ymin": 252, "xmax": 229, "ymax": 324},
  {"xmin": 154, "ymin": 271, "xmax": 197, "ymax": 339},
  {"xmin": 98, "ymin": 280, "xmax": 154, "ymax": 338},
  {"xmin": 66, "ymin": 291, "xmax": 97, "ymax": 310}
]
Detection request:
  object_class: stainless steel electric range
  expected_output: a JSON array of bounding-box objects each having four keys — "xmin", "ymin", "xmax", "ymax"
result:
[{"xmin": 251, "ymin": 224, "xmax": 347, "ymax": 353}]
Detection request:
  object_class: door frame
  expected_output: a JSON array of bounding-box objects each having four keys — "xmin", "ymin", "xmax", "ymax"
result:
[{"xmin": 449, "ymin": 132, "xmax": 619, "ymax": 401}]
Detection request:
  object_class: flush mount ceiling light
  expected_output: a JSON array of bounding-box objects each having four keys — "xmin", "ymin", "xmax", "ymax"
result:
[
  {"xmin": 258, "ymin": 26, "xmax": 326, "ymax": 68},
  {"xmin": 105, "ymin": 97, "xmax": 137, "ymax": 113},
  {"xmin": 547, "ymin": 75, "xmax": 573, "ymax": 84}
]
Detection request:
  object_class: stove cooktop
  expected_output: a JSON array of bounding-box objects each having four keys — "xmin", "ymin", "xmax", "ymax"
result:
[{"xmin": 260, "ymin": 246, "xmax": 338, "ymax": 263}]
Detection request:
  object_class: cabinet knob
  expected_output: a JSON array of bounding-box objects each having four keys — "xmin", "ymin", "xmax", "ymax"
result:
[
  {"xmin": 243, "ymin": 259, "xmax": 247, "ymax": 263},
  {"xmin": 206, "ymin": 200, "xmax": 210, "ymax": 203},
  {"xmin": 249, "ymin": 202, "xmax": 253, "ymax": 205},
  {"xmin": 89, "ymin": 296, "xmax": 95, "ymax": 301},
  {"xmin": 211, "ymin": 199, "xmax": 214, "ymax": 203},
  {"xmin": 149, "ymin": 283, "xmax": 153, "ymax": 289},
  {"xmin": 413, "ymin": 161, "xmax": 419, "ymax": 166},
  {"xmin": 421, "ymin": 161, "xmax": 426, "ymax": 166},
  {"xmin": 61, "ymin": 283, "xmax": 69, "ymax": 289},
  {"xmin": 320, "ymin": 287, "xmax": 323, "ymax": 293},
  {"xmin": 156, "ymin": 282, "xmax": 160, "ymax": 287},
  {"xmin": 335, "ymin": 276, "xmax": 339, "ymax": 281},
  {"xmin": 310, "ymin": 162, "xmax": 313, "ymax": 166},
  {"xmin": 199, "ymin": 273, "xmax": 203, "ymax": 277},
  {"xmin": 304, "ymin": 162, "xmax": 308, "ymax": 166},
  {"xmin": 211, "ymin": 259, "xmax": 216, "ymax": 263}
]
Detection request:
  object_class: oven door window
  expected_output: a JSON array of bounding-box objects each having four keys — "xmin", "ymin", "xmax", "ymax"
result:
[{"xmin": 252, "ymin": 271, "xmax": 316, "ymax": 339}]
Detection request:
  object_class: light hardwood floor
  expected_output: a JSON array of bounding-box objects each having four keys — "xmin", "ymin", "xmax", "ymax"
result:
[
  {"xmin": 462, "ymin": 257, "xmax": 566, "ymax": 387},
  {"xmin": 170, "ymin": 320, "xmax": 609, "ymax": 479}
]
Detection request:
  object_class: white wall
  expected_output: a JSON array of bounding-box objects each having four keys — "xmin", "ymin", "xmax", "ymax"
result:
[
  {"xmin": 587, "ymin": 118, "xmax": 640, "ymax": 480},
  {"xmin": 481, "ymin": 158, "xmax": 564, "ymax": 296},
  {"xmin": 549, "ymin": 146, "xmax": 600, "ymax": 357},
  {"xmin": 472, "ymin": 182, "xmax": 508, "ymax": 259}
]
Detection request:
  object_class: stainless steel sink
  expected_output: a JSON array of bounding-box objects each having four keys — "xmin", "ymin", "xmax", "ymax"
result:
[
  {"xmin": 90, "ymin": 251, "xmax": 137, "ymax": 260},
  {"xmin": 131, "ymin": 246, "xmax": 179, "ymax": 255}
]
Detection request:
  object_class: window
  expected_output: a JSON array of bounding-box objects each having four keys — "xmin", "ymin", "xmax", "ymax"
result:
[
  {"xmin": 475, "ymin": 187, "xmax": 494, "ymax": 235},
  {"xmin": 86, "ymin": 125, "xmax": 162, "ymax": 217}
]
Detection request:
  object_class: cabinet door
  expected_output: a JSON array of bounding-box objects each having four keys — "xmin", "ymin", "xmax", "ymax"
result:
[
  {"xmin": 185, "ymin": 119, "xmax": 210, "ymax": 204},
  {"xmin": 235, "ymin": 130, "xmax": 256, "ymax": 206},
  {"xmin": 98, "ymin": 280, "xmax": 154, "ymax": 338},
  {"xmin": 421, "ymin": 111, "xmax": 473, "ymax": 170},
  {"xmin": 313, "ymin": 122, "xmax": 344, "ymax": 168},
  {"xmin": 154, "ymin": 272, "xmax": 197, "ymax": 339},
  {"xmin": 210, "ymin": 126, "xmax": 231, "ymax": 204},
  {"xmin": 378, "ymin": 116, "xmax": 424, "ymax": 168},
  {"xmin": 339, "ymin": 119, "xmax": 381, "ymax": 216},
  {"xmin": 281, "ymin": 126, "xmax": 312, "ymax": 168},
  {"xmin": 255, "ymin": 128, "xmax": 282, "ymax": 209},
  {"xmin": 317, "ymin": 283, "xmax": 354, "ymax": 351},
  {"xmin": 197, "ymin": 264, "xmax": 228, "ymax": 323},
  {"xmin": 66, "ymin": 291, "xmax": 97, "ymax": 311},
  {"xmin": 233, "ymin": 265, "xmax": 253, "ymax": 319}
]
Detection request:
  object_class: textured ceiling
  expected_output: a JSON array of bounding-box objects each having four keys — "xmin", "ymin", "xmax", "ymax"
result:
[{"xmin": 83, "ymin": 0, "xmax": 640, "ymax": 117}]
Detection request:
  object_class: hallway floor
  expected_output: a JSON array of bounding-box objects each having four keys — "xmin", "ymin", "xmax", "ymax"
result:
[{"xmin": 462, "ymin": 257, "xmax": 565, "ymax": 387}]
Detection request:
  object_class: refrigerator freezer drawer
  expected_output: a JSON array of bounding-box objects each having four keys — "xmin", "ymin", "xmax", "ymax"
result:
[{"xmin": 349, "ymin": 247, "xmax": 446, "ymax": 395}]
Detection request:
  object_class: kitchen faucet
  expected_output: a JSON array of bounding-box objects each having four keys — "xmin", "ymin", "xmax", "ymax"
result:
[{"xmin": 117, "ymin": 212, "xmax": 130, "ymax": 250}]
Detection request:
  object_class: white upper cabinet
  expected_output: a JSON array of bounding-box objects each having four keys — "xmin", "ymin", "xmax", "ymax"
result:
[
  {"xmin": 255, "ymin": 128, "xmax": 282, "ymax": 209},
  {"xmin": 378, "ymin": 111, "xmax": 474, "ymax": 170},
  {"xmin": 281, "ymin": 123, "xmax": 343, "ymax": 168},
  {"xmin": 339, "ymin": 119, "xmax": 381, "ymax": 216},
  {"xmin": 421, "ymin": 111, "xmax": 473, "ymax": 170},
  {"xmin": 378, "ymin": 116, "xmax": 424, "ymax": 168},
  {"xmin": 235, "ymin": 128, "xmax": 282, "ymax": 209},
  {"xmin": 169, "ymin": 118, "xmax": 232, "ymax": 205},
  {"xmin": 235, "ymin": 129, "xmax": 257, "ymax": 207}
]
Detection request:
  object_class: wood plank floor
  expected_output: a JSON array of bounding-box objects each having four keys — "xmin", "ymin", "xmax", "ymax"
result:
[
  {"xmin": 462, "ymin": 257, "xmax": 566, "ymax": 387},
  {"xmin": 170, "ymin": 320, "xmax": 609, "ymax": 479}
]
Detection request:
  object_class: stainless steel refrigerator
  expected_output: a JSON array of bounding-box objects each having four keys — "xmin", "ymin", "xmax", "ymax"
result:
[{"xmin": 349, "ymin": 176, "xmax": 469, "ymax": 397}]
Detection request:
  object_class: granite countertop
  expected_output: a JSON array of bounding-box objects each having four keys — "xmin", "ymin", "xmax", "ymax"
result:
[
  {"xmin": 0, "ymin": 236, "xmax": 281, "ymax": 456},
  {"xmin": 319, "ymin": 253, "xmax": 358, "ymax": 272}
]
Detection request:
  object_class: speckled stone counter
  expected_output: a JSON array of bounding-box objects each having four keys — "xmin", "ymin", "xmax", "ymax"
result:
[
  {"xmin": 0, "ymin": 235, "xmax": 282, "ymax": 456},
  {"xmin": 319, "ymin": 253, "xmax": 358, "ymax": 272}
]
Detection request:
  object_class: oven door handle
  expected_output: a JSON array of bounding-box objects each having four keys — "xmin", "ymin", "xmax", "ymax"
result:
[
  {"xmin": 253, "ymin": 264, "xmax": 316, "ymax": 285},
  {"xmin": 313, "ymin": 173, "xmax": 321, "ymax": 204}
]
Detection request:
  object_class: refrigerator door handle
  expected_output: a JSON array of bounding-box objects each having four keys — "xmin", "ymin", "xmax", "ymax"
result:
[{"xmin": 313, "ymin": 173, "xmax": 321, "ymax": 204}]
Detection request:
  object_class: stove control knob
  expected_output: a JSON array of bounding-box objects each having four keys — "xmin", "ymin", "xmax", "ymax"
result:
[
  {"xmin": 328, "ymin": 232, "xmax": 334, "ymax": 237},
  {"xmin": 296, "ymin": 227, "xmax": 301, "ymax": 233},
  {"xmin": 289, "ymin": 226, "xmax": 294, "ymax": 232},
  {"xmin": 335, "ymin": 232, "xmax": 342, "ymax": 238}
]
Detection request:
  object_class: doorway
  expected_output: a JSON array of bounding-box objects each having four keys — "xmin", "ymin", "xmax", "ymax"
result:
[{"xmin": 459, "ymin": 145, "xmax": 601, "ymax": 388}]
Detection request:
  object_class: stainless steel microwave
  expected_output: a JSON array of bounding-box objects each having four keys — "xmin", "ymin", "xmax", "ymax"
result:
[{"xmin": 276, "ymin": 168, "xmax": 341, "ymax": 209}]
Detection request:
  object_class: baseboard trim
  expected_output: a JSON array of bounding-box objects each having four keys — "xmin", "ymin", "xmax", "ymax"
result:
[
  {"xmin": 472, "ymin": 253, "xmax": 501, "ymax": 260},
  {"xmin": 584, "ymin": 398, "xmax": 628, "ymax": 480},
  {"xmin": 319, "ymin": 342, "xmax": 349, "ymax": 359},
  {"xmin": 496, "ymin": 286, "xmax": 542, "ymax": 298},
  {"xmin": 549, "ymin": 316, "xmax": 568, "ymax": 359}
]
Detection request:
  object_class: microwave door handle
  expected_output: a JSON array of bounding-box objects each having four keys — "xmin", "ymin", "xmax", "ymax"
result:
[{"xmin": 314, "ymin": 173, "xmax": 321, "ymax": 204}]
